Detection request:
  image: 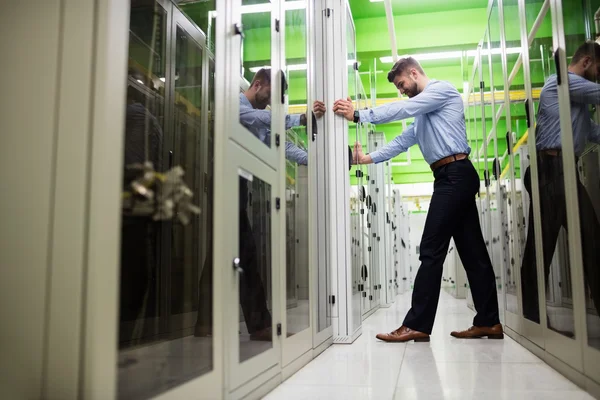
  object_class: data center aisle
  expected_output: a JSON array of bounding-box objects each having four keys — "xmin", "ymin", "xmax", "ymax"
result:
[{"xmin": 264, "ymin": 291, "xmax": 594, "ymax": 400}]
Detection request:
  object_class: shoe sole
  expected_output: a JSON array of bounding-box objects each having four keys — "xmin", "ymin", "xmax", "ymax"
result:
[
  {"xmin": 376, "ymin": 336, "xmax": 431, "ymax": 343},
  {"xmin": 451, "ymin": 333, "xmax": 504, "ymax": 339}
]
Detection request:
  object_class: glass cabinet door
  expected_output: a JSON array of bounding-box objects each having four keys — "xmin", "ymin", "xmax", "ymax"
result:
[
  {"xmin": 282, "ymin": 0, "xmax": 313, "ymax": 367},
  {"xmin": 554, "ymin": 0, "xmax": 600, "ymax": 381},
  {"xmin": 117, "ymin": 2, "xmax": 217, "ymax": 399},
  {"xmin": 230, "ymin": 0, "xmax": 279, "ymax": 168},
  {"xmin": 520, "ymin": 0, "xmax": 555, "ymax": 335},
  {"xmin": 226, "ymin": 0, "xmax": 284, "ymax": 393}
]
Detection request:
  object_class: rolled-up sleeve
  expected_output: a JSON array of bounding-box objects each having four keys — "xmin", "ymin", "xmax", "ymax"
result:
[
  {"xmin": 368, "ymin": 124, "xmax": 417, "ymax": 164},
  {"xmin": 358, "ymin": 86, "xmax": 448, "ymax": 125},
  {"xmin": 285, "ymin": 141, "xmax": 308, "ymax": 165},
  {"xmin": 239, "ymin": 107, "xmax": 272, "ymax": 131},
  {"xmin": 286, "ymin": 114, "xmax": 302, "ymax": 130}
]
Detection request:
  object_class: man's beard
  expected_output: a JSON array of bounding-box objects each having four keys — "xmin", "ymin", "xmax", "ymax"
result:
[{"xmin": 406, "ymin": 83, "xmax": 418, "ymax": 98}]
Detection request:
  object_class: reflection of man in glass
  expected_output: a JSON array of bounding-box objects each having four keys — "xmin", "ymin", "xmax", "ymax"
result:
[
  {"xmin": 120, "ymin": 84, "xmax": 164, "ymax": 342},
  {"xmin": 521, "ymin": 41, "xmax": 600, "ymax": 324},
  {"xmin": 240, "ymin": 68, "xmax": 326, "ymax": 165},
  {"xmin": 334, "ymin": 57, "xmax": 502, "ymax": 342},
  {"xmin": 195, "ymin": 69, "xmax": 325, "ymax": 341}
]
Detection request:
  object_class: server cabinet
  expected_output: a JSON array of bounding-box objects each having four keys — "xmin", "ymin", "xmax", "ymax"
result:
[{"xmin": 116, "ymin": 2, "xmax": 224, "ymax": 399}]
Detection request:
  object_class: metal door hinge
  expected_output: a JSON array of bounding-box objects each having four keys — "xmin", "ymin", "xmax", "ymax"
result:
[
  {"xmin": 277, "ymin": 323, "xmax": 282, "ymax": 336},
  {"xmin": 275, "ymin": 133, "xmax": 280, "ymax": 146},
  {"xmin": 276, "ymin": 197, "xmax": 281, "ymax": 210},
  {"xmin": 480, "ymin": 81, "xmax": 484, "ymax": 89},
  {"xmin": 329, "ymin": 295, "xmax": 336, "ymax": 304},
  {"xmin": 275, "ymin": 19, "xmax": 280, "ymax": 32},
  {"xmin": 324, "ymin": 8, "xmax": 332, "ymax": 17}
]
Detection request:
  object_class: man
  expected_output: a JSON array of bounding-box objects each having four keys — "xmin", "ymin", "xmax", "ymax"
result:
[
  {"xmin": 240, "ymin": 68, "xmax": 326, "ymax": 165},
  {"xmin": 520, "ymin": 41, "xmax": 600, "ymax": 326},
  {"xmin": 195, "ymin": 68, "xmax": 325, "ymax": 341},
  {"xmin": 333, "ymin": 57, "xmax": 502, "ymax": 342},
  {"xmin": 119, "ymin": 86, "xmax": 164, "ymax": 343}
]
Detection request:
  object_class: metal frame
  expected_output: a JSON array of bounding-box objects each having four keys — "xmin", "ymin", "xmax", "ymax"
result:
[
  {"xmin": 486, "ymin": 5, "xmax": 508, "ymax": 328},
  {"xmin": 517, "ymin": 0, "xmax": 548, "ymax": 350},
  {"xmin": 281, "ymin": 0, "xmax": 315, "ymax": 369},
  {"xmin": 333, "ymin": 0, "xmax": 361, "ymax": 342},
  {"xmin": 79, "ymin": 0, "xmax": 132, "ymax": 397},
  {"xmin": 497, "ymin": 0, "xmax": 523, "ymax": 335},
  {"xmin": 555, "ymin": 0, "xmax": 600, "ymax": 384},
  {"xmin": 225, "ymin": 143, "xmax": 282, "ymax": 394},
  {"xmin": 535, "ymin": 0, "xmax": 585, "ymax": 373},
  {"xmin": 226, "ymin": 0, "xmax": 285, "ymax": 395},
  {"xmin": 41, "ymin": 0, "xmax": 96, "ymax": 397},
  {"xmin": 82, "ymin": 1, "xmax": 226, "ymax": 398},
  {"xmin": 229, "ymin": 0, "xmax": 281, "ymax": 171},
  {"xmin": 310, "ymin": 0, "xmax": 334, "ymax": 349}
]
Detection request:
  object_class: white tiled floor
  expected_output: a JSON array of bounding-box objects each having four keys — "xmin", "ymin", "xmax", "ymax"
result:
[{"xmin": 264, "ymin": 291, "xmax": 595, "ymax": 400}]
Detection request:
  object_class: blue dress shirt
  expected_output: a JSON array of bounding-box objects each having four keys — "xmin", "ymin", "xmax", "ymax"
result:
[
  {"xmin": 239, "ymin": 93, "xmax": 308, "ymax": 165},
  {"xmin": 358, "ymin": 80, "xmax": 470, "ymax": 165},
  {"xmin": 536, "ymin": 72, "xmax": 600, "ymax": 156}
]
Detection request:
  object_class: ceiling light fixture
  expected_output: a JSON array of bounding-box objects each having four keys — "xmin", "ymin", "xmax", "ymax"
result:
[
  {"xmin": 249, "ymin": 59, "xmax": 358, "ymax": 73},
  {"xmin": 379, "ymin": 47, "xmax": 522, "ymax": 63},
  {"xmin": 210, "ymin": 0, "xmax": 306, "ymax": 17}
]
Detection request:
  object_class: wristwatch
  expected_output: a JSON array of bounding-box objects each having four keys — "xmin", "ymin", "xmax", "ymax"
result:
[{"xmin": 353, "ymin": 110, "xmax": 360, "ymax": 123}]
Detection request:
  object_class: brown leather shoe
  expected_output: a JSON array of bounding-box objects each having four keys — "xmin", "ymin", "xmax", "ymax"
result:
[
  {"xmin": 450, "ymin": 324, "xmax": 504, "ymax": 339},
  {"xmin": 375, "ymin": 326, "xmax": 430, "ymax": 343}
]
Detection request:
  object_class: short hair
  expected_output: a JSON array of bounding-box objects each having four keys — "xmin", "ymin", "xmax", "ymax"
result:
[
  {"xmin": 387, "ymin": 57, "xmax": 425, "ymax": 83},
  {"xmin": 251, "ymin": 68, "xmax": 271, "ymax": 87},
  {"xmin": 571, "ymin": 41, "xmax": 600, "ymax": 65}
]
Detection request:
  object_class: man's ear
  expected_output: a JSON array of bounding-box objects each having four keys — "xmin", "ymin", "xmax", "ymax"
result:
[{"xmin": 582, "ymin": 56, "xmax": 593, "ymax": 70}]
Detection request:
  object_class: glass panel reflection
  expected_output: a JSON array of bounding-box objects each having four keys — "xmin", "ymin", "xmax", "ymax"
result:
[
  {"xmin": 562, "ymin": 1, "xmax": 600, "ymax": 348},
  {"xmin": 285, "ymin": 3, "xmax": 310, "ymax": 337},
  {"xmin": 239, "ymin": 0, "xmax": 273, "ymax": 148},
  {"xmin": 239, "ymin": 172, "xmax": 273, "ymax": 362},
  {"xmin": 521, "ymin": 0, "xmax": 584, "ymax": 339},
  {"xmin": 520, "ymin": 0, "xmax": 554, "ymax": 327},
  {"xmin": 502, "ymin": 2, "xmax": 528, "ymax": 315},
  {"xmin": 118, "ymin": 3, "xmax": 215, "ymax": 399}
]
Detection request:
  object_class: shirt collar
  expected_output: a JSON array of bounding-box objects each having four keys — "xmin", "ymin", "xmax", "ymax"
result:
[{"xmin": 240, "ymin": 92, "xmax": 252, "ymax": 108}]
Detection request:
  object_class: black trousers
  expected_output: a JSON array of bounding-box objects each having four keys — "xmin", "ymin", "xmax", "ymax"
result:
[
  {"xmin": 403, "ymin": 159, "xmax": 500, "ymax": 334},
  {"xmin": 520, "ymin": 154, "xmax": 600, "ymax": 322},
  {"xmin": 196, "ymin": 208, "xmax": 272, "ymax": 335}
]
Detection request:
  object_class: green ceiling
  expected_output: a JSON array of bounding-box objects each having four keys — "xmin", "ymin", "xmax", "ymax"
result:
[{"xmin": 347, "ymin": 0, "xmax": 488, "ymax": 19}]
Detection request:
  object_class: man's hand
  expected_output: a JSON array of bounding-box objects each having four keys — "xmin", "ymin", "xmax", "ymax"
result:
[
  {"xmin": 313, "ymin": 100, "xmax": 326, "ymax": 118},
  {"xmin": 352, "ymin": 141, "xmax": 372, "ymax": 165},
  {"xmin": 333, "ymin": 97, "xmax": 355, "ymax": 121}
]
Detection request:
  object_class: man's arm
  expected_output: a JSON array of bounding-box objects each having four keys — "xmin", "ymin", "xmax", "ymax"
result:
[
  {"xmin": 358, "ymin": 85, "xmax": 449, "ymax": 124},
  {"xmin": 355, "ymin": 124, "xmax": 417, "ymax": 164},
  {"xmin": 569, "ymin": 75, "xmax": 600, "ymax": 105},
  {"xmin": 239, "ymin": 107, "xmax": 272, "ymax": 130},
  {"xmin": 285, "ymin": 141, "xmax": 308, "ymax": 165},
  {"xmin": 242, "ymin": 101, "xmax": 325, "ymax": 131}
]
